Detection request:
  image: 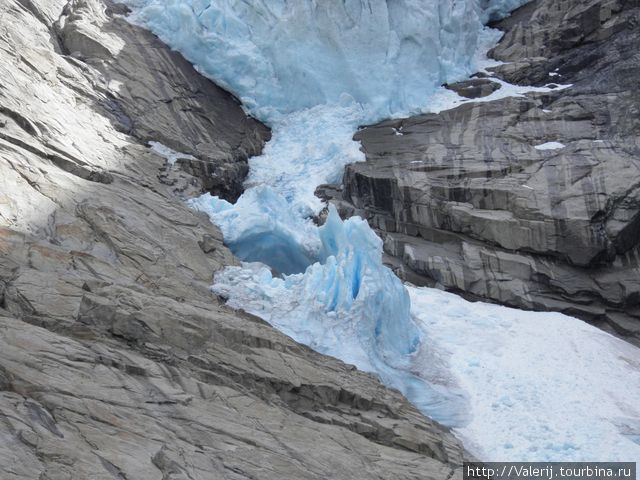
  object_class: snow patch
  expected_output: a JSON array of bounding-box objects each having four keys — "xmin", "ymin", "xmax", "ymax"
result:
[
  {"xmin": 535, "ymin": 141, "xmax": 566, "ymax": 151},
  {"xmin": 427, "ymin": 79, "xmax": 572, "ymax": 115},
  {"xmin": 148, "ymin": 141, "xmax": 195, "ymax": 166},
  {"xmin": 409, "ymin": 286, "xmax": 640, "ymax": 462}
]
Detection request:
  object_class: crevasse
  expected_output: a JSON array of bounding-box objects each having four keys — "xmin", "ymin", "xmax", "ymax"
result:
[{"xmin": 124, "ymin": 0, "xmax": 640, "ymax": 462}]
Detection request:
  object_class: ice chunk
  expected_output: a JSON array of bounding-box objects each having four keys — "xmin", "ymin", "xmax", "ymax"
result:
[
  {"xmin": 189, "ymin": 187, "xmax": 321, "ymax": 275},
  {"xmin": 213, "ymin": 206, "xmax": 419, "ymax": 363},
  {"xmin": 212, "ymin": 207, "xmax": 470, "ymax": 425},
  {"xmin": 243, "ymin": 102, "xmax": 366, "ymax": 218}
]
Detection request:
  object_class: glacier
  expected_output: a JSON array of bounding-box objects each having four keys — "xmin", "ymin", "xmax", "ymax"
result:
[
  {"xmin": 212, "ymin": 207, "xmax": 419, "ymax": 387},
  {"xmin": 125, "ymin": 0, "xmax": 530, "ymax": 121},
  {"xmin": 124, "ymin": 0, "xmax": 640, "ymax": 463},
  {"xmin": 125, "ymin": 0, "xmax": 532, "ymax": 270}
]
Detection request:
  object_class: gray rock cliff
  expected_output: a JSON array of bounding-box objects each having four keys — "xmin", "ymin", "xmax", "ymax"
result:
[
  {"xmin": 0, "ymin": 0, "xmax": 467, "ymax": 478},
  {"xmin": 333, "ymin": 0, "xmax": 640, "ymax": 345}
]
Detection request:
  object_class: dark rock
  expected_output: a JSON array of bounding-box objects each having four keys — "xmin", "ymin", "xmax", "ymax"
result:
[
  {"xmin": 55, "ymin": 0, "xmax": 271, "ymax": 202},
  {"xmin": 339, "ymin": 0, "xmax": 640, "ymax": 345},
  {"xmin": 445, "ymin": 78, "xmax": 502, "ymax": 99}
]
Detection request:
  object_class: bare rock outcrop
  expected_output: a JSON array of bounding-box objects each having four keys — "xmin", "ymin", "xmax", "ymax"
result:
[
  {"xmin": 334, "ymin": 0, "xmax": 640, "ymax": 344},
  {"xmin": 0, "ymin": 0, "xmax": 466, "ymax": 478}
]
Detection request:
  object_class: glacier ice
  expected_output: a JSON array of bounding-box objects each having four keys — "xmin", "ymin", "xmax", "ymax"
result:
[
  {"xmin": 188, "ymin": 186, "xmax": 321, "ymax": 275},
  {"xmin": 124, "ymin": 0, "xmax": 527, "ymax": 122},
  {"xmin": 124, "ymin": 0, "xmax": 530, "ymax": 267},
  {"xmin": 213, "ymin": 206, "xmax": 419, "ymax": 366},
  {"xmin": 535, "ymin": 141, "xmax": 566, "ymax": 150},
  {"xmin": 212, "ymin": 206, "xmax": 470, "ymax": 426},
  {"xmin": 122, "ymin": 0, "xmax": 640, "ymax": 463},
  {"xmin": 409, "ymin": 287, "xmax": 640, "ymax": 462}
]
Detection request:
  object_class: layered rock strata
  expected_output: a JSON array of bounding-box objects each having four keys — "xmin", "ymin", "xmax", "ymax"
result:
[
  {"xmin": 0, "ymin": 0, "xmax": 467, "ymax": 478},
  {"xmin": 335, "ymin": 0, "xmax": 640, "ymax": 344}
]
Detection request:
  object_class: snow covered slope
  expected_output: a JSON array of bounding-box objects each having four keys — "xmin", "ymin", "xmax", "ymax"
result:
[{"xmin": 410, "ymin": 287, "xmax": 640, "ymax": 461}]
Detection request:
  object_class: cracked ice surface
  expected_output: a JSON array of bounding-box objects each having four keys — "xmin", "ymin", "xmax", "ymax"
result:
[{"xmin": 125, "ymin": 0, "xmax": 527, "ymax": 121}]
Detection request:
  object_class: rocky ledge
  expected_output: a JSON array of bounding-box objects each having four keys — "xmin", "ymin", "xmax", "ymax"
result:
[
  {"xmin": 331, "ymin": 0, "xmax": 640, "ymax": 345},
  {"xmin": 0, "ymin": 0, "xmax": 467, "ymax": 478}
]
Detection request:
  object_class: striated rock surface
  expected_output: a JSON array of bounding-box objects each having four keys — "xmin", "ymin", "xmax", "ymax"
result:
[
  {"xmin": 0, "ymin": 0, "xmax": 467, "ymax": 478},
  {"xmin": 336, "ymin": 0, "xmax": 640, "ymax": 344}
]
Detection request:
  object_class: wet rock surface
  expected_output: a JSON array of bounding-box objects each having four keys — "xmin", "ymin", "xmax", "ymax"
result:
[
  {"xmin": 0, "ymin": 0, "xmax": 466, "ymax": 478},
  {"xmin": 339, "ymin": 0, "xmax": 640, "ymax": 344}
]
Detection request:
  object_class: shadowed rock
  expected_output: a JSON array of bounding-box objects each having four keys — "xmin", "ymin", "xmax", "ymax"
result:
[{"xmin": 445, "ymin": 78, "xmax": 502, "ymax": 99}]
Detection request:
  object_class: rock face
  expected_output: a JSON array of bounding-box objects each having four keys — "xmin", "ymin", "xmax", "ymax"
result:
[
  {"xmin": 444, "ymin": 78, "xmax": 502, "ymax": 99},
  {"xmin": 0, "ymin": 0, "xmax": 466, "ymax": 478},
  {"xmin": 337, "ymin": 0, "xmax": 640, "ymax": 344}
]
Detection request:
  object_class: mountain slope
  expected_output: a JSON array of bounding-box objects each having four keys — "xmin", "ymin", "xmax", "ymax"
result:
[{"xmin": 0, "ymin": 1, "xmax": 467, "ymax": 478}]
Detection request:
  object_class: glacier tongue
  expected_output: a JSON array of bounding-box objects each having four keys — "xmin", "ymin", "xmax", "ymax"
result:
[
  {"xmin": 118, "ymin": 0, "xmax": 640, "ymax": 463},
  {"xmin": 187, "ymin": 102, "xmax": 366, "ymax": 273}
]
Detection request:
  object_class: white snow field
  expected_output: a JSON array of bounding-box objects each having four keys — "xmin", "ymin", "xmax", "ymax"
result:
[
  {"xmin": 409, "ymin": 287, "xmax": 640, "ymax": 461},
  {"xmin": 148, "ymin": 141, "xmax": 196, "ymax": 166},
  {"xmin": 125, "ymin": 0, "xmax": 640, "ymax": 462}
]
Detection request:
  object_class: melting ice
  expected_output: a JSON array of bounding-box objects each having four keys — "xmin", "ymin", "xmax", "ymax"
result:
[{"xmin": 125, "ymin": 0, "xmax": 640, "ymax": 462}]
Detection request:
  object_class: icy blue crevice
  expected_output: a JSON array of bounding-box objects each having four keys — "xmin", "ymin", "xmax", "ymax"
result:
[{"xmin": 124, "ymin": 0, "xmax": 532, "ymax": 429}]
